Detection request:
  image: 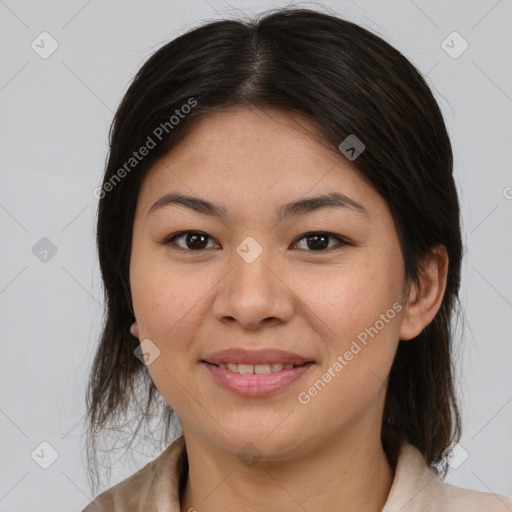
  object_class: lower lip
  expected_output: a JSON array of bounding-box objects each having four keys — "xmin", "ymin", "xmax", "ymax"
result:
[{"xmin": 202, "ymin": 362, "xmax": 314, "ymax": 397}]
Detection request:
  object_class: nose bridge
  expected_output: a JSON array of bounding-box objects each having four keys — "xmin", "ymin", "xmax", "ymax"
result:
[
  {"xmin": 234, "ymin": 236, "xmax": 274, "ymax": 291},
  {"xmin": 231, "ymin": 234, "xmax": 277, "ymax": 301}
]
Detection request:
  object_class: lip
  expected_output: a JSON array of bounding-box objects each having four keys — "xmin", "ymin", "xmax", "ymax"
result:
[
  {"xmin": 202, "ymin": 348, "xmax": 313, "ymax": 366},
  {"xmin": 202, "ymin": 361, "xmax": 314, "ymax": 397}
]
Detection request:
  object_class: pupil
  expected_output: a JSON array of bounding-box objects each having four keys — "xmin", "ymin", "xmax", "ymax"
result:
[
  {"xmin": 308, "ymin": 233, "xmax": 328, "ymax": 250},
  {"xmin": 187, "ymin": 232, "xmax": 207, "ymax": 250}
]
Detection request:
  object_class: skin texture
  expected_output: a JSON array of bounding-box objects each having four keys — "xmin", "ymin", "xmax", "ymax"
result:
[{"xmin": 129, "ymin": 107, "xmax": 448, "ymax": 512}]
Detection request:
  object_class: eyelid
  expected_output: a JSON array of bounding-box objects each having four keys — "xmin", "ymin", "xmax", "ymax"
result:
[
  {"xmin": 161, "ymin": 230, "xmax": 351, "ymax": 253},
  {"xmin": 291, "ymin": 232, "xmax": 351, "ymax": 251},
  {"xmin": 160, "ymin": 230, "xmax": 220, "ymax": 251}
]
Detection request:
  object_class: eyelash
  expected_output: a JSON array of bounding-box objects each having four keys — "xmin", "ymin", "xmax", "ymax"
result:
[{"xmin": 160, "ymin": 230, "xmax": 351, "ymax": 254}]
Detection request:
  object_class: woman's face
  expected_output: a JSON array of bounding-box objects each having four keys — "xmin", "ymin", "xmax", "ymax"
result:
[{"xmin": 130, "ymin": 107, "xmax": 409, "ymax": 460}]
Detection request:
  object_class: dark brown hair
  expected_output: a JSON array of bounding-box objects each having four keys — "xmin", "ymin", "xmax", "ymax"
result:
[{"xmin": 86, "ymin": 6, "xmax": 462, "ymax": 493}]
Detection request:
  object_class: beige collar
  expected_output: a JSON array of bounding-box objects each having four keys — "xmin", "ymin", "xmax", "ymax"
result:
[{"xmin": 84, "ymin": 436, "xmax": 512, "ymax": 511}]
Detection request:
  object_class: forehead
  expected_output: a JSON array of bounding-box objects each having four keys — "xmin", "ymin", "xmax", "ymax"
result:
[{"xmin": 136, "ymin": 107, "xmax": 385, "ymax": 220}]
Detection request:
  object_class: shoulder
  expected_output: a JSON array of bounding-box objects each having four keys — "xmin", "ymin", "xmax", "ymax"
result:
[
  {"xmin": 438, "ymin": 480, "xmax": 512, "ymax": 511},
  {"xmin": 80, "ymin": 458, "xmax": 159, "ymax": 512},
  {"xmin": 81, "ymin": 437, "xmax": 186, "ymax": 512},
  {"xmin": 383, "ymin": 443, "xmax": 512, "ymax": 512},
  {"xmin": 81, "ymin": 492, "xmax": 113, "ymax": 512}
]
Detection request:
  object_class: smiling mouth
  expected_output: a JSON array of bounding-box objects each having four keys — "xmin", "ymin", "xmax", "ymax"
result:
[
  {"xmin": 202, "ymin": 360, "xmax": 315, "ymax": 397},
  {"xmin": 207, "ymin": 362, "xmax": 304, "ymax": 374}
]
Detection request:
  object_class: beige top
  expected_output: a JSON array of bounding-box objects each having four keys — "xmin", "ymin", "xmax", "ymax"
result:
[{"xmin": 82, "ymin": 436, "xmax": 512, "ymax": 511}]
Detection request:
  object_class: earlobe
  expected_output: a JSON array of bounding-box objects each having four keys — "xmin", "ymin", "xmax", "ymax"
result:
[
  {"xmin": 399, "ymin": 245, "xmax": 449, "ymax": 341},
  {"xmin": 130, "ymin": 320, "xmax": 139, "ymax": 338}
]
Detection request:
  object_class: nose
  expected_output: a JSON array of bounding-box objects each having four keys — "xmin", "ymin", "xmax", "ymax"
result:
[{"xmin": 211, "ymin": 243, "xmax": 295, "ymax": 330}]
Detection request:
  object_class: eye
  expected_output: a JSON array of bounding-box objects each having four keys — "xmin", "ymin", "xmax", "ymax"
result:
[
  {"xmin": 161, "ymin": 230, "xmax": 349, "ymax": 253},
  {"xmin": 162, "ymin": 231, "xmax": 219, "ymax": 252},
  {"xmin": 291, "ymin": 231, "xmax": 349, "ymax": 252}
]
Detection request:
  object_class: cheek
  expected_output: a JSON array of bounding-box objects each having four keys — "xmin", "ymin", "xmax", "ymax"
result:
[
  {"xmin": 130, "ymin": 260, "xmax": 210, "ymax": 410},
  {"xmin": 131, "ymin": 265, "xmax": 204, "ymax": 345},
  {"xmin": 294, "ymin": 269, "xmax": 401, "ymax": 434},
  {"xmin": 293, "ymin": 249, "xmax": 403, "ymax": 392},
  {"xmin": 295, "ymin": 252, "xmax": 403, "ymax": 341},
  {"xmin": 130, "ymin": 247, "xmax": 225, "ymax": 390}
]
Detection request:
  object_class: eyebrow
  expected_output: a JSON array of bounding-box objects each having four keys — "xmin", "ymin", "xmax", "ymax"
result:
[{"xmin": 147, "ymin": 191, "xmax": 368, "ymax": 221}]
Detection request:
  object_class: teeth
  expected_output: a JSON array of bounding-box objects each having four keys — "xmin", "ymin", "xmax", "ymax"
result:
[
  {"xmin": 255, "ymin": 364, "xmax": 271, "ymax": 374},
  {"xmin": 218, "ymin": 363, "xmax": 298, "ymax": 374},
  {"xmin": 238, "ymin": 364, "xmax": 253, "ymax": 374}
]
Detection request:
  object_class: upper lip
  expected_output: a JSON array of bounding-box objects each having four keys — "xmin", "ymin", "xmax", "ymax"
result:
[{"xmin": 202, "ymin": 348, "xmax": 314, "ymax": 366}]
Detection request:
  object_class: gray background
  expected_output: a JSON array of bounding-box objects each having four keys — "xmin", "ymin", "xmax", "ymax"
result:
[{"xmin": 1, "ymin": 0, "xmax": 511, "ymax": 510}]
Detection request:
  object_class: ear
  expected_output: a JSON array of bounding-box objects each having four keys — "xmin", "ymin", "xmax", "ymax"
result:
[
  {"xmin": 130, "ymin": 320, "xmax": 139, "ymax": 338},
  {"xmin": 399, "ymin": 245, "xmax": 449, "ymax": 341}
]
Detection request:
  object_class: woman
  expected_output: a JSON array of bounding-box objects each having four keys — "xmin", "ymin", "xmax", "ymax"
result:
[{"xmin": 82, "ymin": 7, "xmax": 512, "ymax": 512}]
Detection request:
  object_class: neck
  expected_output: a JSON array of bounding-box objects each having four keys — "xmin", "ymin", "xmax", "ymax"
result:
[{"xmin": 180, "ymin": 426, "xmax": 394, "ymax": 512}]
